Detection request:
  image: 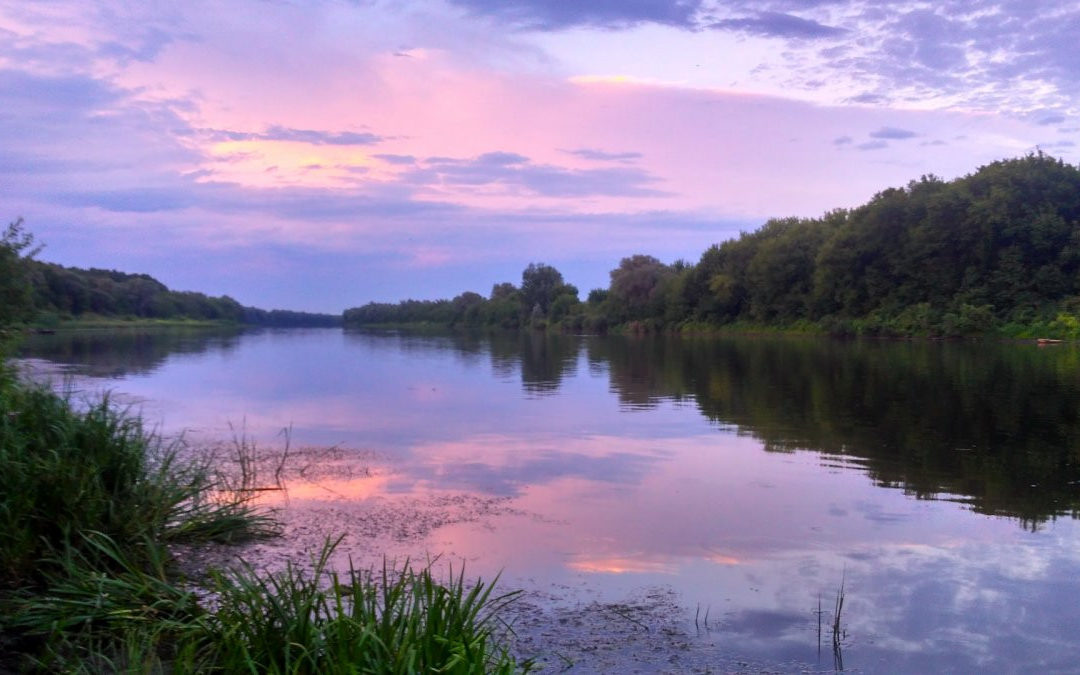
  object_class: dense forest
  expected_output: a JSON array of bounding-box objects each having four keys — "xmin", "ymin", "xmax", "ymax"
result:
[
  {"xmin": 345, "ymin": 154, "xmax": 1080, "ymax": 337},
  {"xmin": 0, "ymin": 224, "xmax": 340, "ymax": 328}
]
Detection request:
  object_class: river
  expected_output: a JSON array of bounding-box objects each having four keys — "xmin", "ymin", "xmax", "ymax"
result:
[{"xmin": 17, "ymin": 327, "xmax": 1080, "ymax": 672}]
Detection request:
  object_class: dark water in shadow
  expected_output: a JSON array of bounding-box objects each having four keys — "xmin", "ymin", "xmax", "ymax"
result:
[{"xmin": 17, "ymin": 327, "xmax": 1080, "ymax": 671}]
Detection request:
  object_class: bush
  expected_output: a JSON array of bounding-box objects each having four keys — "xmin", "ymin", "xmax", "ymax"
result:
[
  {"xmin": 942, "ymin": 303, "xmax": 997, "ymax": 337},
  {"xmin": 819, "ymin": 315, "xmax": 855, "ymax": 337}
]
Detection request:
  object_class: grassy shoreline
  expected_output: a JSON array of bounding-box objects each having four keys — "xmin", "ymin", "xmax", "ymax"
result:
[
  {"xmin": 345, "ymin": 318, "xmax": 1078, "ymax": 342},
  {"xmin": 53, "ymin": 317, "xmax": 239, "ymax": 330},
  {"xmin": 22, "ymin": 316, "xmax": 242, "ymax": 331},
  {"xmin": 0, "ymin": 356, "xmax": 527, "ymax": 673},
  {"xmin": 31, "ymin": 311, "xmax": 1077, "ymax": 341}
]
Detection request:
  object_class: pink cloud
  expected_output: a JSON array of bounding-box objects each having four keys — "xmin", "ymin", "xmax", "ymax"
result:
[
  {"xmin": 404, "ymin": 247, "xmax": 455, "ymax": 269},
  {"xmin": 4, "ymin": 0, "xmax": 1071, "ymax": 310}
]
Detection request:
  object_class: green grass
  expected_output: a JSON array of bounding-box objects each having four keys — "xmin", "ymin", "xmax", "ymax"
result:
[
  {"xmin": 4, "ymin": 531, "xmax": 208, "ymax": 671},
  {"xmin": 58, "ymin": 317, "xmax": 236, "ymax": 330},
  {"xmin": 0, "ymin": 359, "xmax": 528, "ymax": 673},
  {"xmin": 204, "ymin": 539, "xmax": 527, "ymax": 674},
  {"xmin": 0, "ymin": 372, "xmax": 273, "ymax": 589},
  {"xmin": 8, "ymin": 535, "xmax": 528, "ymax": 673},
  {"xmin": 18, "ymin": 312, "xmax": 242, "ymax": 331}
]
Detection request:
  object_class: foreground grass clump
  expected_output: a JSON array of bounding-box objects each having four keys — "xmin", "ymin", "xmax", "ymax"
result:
[
  {"xmin": 205, "ymin": 540, "xmax": 526, "ymax": 674},
  {"xmin": 0, "ymin": 367, "xmax": 274, "ymax": 589},
  {"xmin": 0, "ymin": 364, "xmax": 527, "ymax": 673}
]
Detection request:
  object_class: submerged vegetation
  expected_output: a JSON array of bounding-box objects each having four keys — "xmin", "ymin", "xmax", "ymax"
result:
[{"xmin": 345, "ymin": 154, "xmax": 1080, "ymax": 338}]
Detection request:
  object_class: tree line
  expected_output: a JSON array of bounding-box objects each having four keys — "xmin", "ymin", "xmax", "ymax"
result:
[
  {"xmin": 1, "ymin": 221, "xmax": 340, "ymax": 328},
  {"xmin": 344, "ymin": 262, "xmax": 585, "ymax": 330},
  {"xmin": 345, "ymin": 153, "xmax": 1080, "ymax": 337},
  {"xmin": 8, "ymin": 153, "xmax": 1080, "ymax": 336}
]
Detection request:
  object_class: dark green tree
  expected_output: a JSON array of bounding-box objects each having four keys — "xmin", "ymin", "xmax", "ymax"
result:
[
  {"xmin": 608, "ymin": 254, "xmax": 671, "ymax": 321},
  {"xmin": 520, "ymin": 263, "xmax": 566, "ymax": 315},
  {"xmin": 490, "ymin": 282, "xmax": 516, "ymax": 300},
  {"xmin": 0, "ymin": 218, "xmax": 40, "ymax": 328}
]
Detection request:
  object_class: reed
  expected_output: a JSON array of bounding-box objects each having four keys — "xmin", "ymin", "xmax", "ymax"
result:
[
  {"xmin": 831, "ymin": 573, "xmax": 846, "ymax": 671},
  {"xmin": 0, "ymin": 371, "xmax": 274, "ymax": 591},
  {"xmin": 205, "ymin": 539, "xmax": 528, "ymax": 673},
  {"xmin": 832, "ymin": 574, "xmax": 846, "ymax": 645}
]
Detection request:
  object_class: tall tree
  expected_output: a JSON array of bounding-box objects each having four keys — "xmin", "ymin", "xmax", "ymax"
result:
[
  {"xmin": 608, "ymin": 254, "xmax": 670, "ymax": 321},
  {"xmin": 0, "ymin": 219, "xmax": 39, "ymax": 328},
  {"xmin": 520, "ymin": 263, "xmax": 566, "ymax": 315}
]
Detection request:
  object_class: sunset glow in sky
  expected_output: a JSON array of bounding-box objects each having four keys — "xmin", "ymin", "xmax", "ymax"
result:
[{"xmin": 4, "ymin": 1, "xmax": 1079, "ymax": 311}]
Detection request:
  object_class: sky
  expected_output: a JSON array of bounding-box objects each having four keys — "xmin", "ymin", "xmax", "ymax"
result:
[{"xmin": 3, "ymin": 1, "xmax": 1079, "ymax": 313}]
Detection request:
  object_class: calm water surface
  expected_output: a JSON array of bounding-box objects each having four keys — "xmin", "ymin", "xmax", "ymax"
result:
[{"xmin": 18, "ymin": 328, "xmax": 1080, "ymax": 672}]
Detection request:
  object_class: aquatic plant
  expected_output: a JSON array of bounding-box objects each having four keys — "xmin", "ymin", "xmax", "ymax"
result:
[
  {"xmin": 205, "ymin": 539, "xmax": 528, "ymax": 674},
  {"xmin": 832, "ymin": 574, "xmax": 846, "ymax": 671}
]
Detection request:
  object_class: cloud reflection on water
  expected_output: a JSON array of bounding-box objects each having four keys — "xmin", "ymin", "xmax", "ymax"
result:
[{"xmin": 17, "ymin": 328, "xmax": 1080, "ymax": 670}]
